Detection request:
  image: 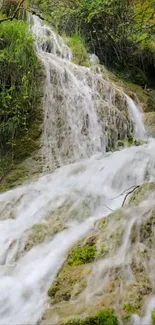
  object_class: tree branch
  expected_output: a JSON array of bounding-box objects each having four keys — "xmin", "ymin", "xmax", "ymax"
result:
[
  {"xmin": 0, "ymin": 0, "xmax": 25, "ymax": 23},
  {"xmin": 122, "ymin": 185, "xmax": 140, "ymax": 207},
  {"xmin": 112, "ymin": 185, "xmax": 138, "ymax": 200}
]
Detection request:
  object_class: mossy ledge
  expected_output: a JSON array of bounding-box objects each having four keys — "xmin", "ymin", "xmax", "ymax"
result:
[
  {"xmin": 41, "ymin": 196, "xmax": 155, "ymax": 324},
  {"xmin": 62, "ymin": 309, "xmax": 119, "ymax": 325}
]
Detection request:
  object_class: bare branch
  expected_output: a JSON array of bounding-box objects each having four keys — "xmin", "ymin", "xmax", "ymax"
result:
[
  {"xmin": 0, "ymin": 0, "xmax": 25, "ymax": 23},
  {"xmin": 122, "ymin": 185, "xmax": 140, "ymax": 207},
  {"xmin": 112, "ymin": 185, "xmax": 138, "ymax": 200}
]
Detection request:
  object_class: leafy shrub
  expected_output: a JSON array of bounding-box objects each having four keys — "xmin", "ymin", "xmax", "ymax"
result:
[
  {"xmin": 0, "ymin": 20, "xmax": 43, "ymax": 160},
  {"xmin": 66, "ymin": 34, "xmax": 89, "ymax": 66}
]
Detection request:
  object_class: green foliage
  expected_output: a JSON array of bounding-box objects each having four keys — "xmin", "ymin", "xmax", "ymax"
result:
[
  {"xmin": 0, "ymin": 19, "xmax": 43, "ymax": 164},
  {"xmin": 32, "ymin": 0, "xmax": 155, "ymax": 87},
  {"xmin": 123, "ymin": 303, "xmax": 138, "ymax": 319},
  {"xmin": 66, "ymin": 34, "xmax": 89, "ymax": 66},
  {"xmin": 1, "ymin": 0, "xmax": 28, "ymax": 19},
  {"xmin": 63, "ymin": 309, "xmax": 119, "ymax": 325},
  {"xmin": 67, "ymin": 245, "xmax": 96, "ymax": 266},
  {"xmin": 151, "ymin": 309, "xmax": 155, "ymax": 325}
]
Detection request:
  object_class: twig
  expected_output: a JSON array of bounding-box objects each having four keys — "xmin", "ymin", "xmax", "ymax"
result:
[
  {"xmin": 112, "ymin": 185, "xmax": 137, "ymax": 200},
  {"xmin": 122, "ymin": 185, "xmax": 140, "ymax": 207},
  {"xmin": 103, "ymin": 204, "xmax": 114, "ymax": 212}
]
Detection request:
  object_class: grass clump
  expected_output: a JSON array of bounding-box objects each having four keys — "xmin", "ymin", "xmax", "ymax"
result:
[
  {"xmin": 151, "ymin": 309, "xmax": 155, "ymax": 325},
  {"xmin": 67, "ymin": 244, "xmax": 96, "ymax": 266},
  {"xmin": 48, "ymin": 264, "xmax": 90, "ymax": 303},
  {"xmin": 123, "ymin": 303, "xmax": 138, "ymax": 319},
  {"xmin": 66, "ymin": 34, "xmax": 89, "ymax": 67},
  {"xmin": 63, "ymin": 309, "xmax": 119, "ymax": 325}
]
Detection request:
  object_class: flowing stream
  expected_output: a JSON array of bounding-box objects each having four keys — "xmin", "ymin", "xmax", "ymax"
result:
[{"xmin": 0, "ymin": 16, "xmax": 155, "ymax": 325}]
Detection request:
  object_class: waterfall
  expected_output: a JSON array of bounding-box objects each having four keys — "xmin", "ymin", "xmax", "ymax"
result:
[
  {"xmin": 126, "ymin": 95, "xmax": 146, "ymax": 139},
  {"xmin": 0, "ymin": 15, "xmax": 155, "ymax": 325},
  {"xmin": 31, "ymin": 15, "xmax": 134, "ymax": 172}
]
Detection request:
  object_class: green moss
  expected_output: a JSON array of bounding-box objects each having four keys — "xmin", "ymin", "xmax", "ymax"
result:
[
  {"xmin": 98, "ymin": 216, "xmax": 109, "ymax": 230},
  {"xmin": 122, "ymin": 269, "xmax": 152, "ymax": 320},
  {"xmin": 48, "ymin": 264, "xmax": 90, "ymax": 303},
  {"xmin": 146, "ymin": 90, "xmax": 155, "ymax": 112},
  {"xmin": 108, "ymin": 73, "xmax": 148, "ymax": 109},
  {"xmin": 65, "ymin": 34, "xmax": 89, "ymax": 67},
  {"xmin": 127, "ymin": 134, "xmax": 133, "ymax": 144},
  {"xmin": 139, "ymin": 209, "xmax": 155, "ymax": 247},
  {"xmin": 0, "ymin": 164, "xmax": 29, "ymax": 192},
  {"xmin": 123, "ymin": 303, "xmax": 138, "ymax": 319},
  {"xmin": 96, "ymin": 245, "xmax": 109, "ymax": 258},
  {"xmin": 118, "ymin": 137, "xmax": 142, "ymax": 148},
  {"xmin": 24, "ymin": 223, "xmax": 49, "ymax": 251},
  {"xmin": 130, "ymin": 182, "xmax": 155, "ymax": 205},
  {"xmin": 144, "ymin": 112, "xmax": 155, "ymax": 136},
  {"xmin": 63, "ymin": 309, "xmax": 119, "ymax": 325},
  {"xmin": 67, "ymin": 245, "xmax": 96, "ymax": 266},
  {"xmin": 151, "ymin": 309, "xmax": 155, "ymax": 325}
]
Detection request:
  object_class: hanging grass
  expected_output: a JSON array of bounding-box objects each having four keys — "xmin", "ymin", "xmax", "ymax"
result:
[{"xmin": 0, "ymin": 19, "xmax": 44, "ymax": 179}]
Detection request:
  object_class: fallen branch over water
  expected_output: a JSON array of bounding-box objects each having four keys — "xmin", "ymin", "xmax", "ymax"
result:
[
  {"xmin": 112, "ymin": 185, "xmax": 138, "ymax": 200},
  {"xmin": 122, "ymin": 185, "xmax": 140, "ymax": 207},
  {"xmin": 103, "ymin": 204, "xmax": 114, "ymax": 212}
]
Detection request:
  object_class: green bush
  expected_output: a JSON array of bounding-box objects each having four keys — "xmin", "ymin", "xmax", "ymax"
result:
[
  {"xmin": 0, "ymin": 19, "xmax": 43, "ymax": 160},
  {"xmin": 66, "ymin": 34, "xmax": 89, "ymax": 66},
  {"xmin": 63, "ymin": 309, "xmax": 119, "ymax": 325},
  {"xmin": 67, "ymin": 245, "xmax": 96, "ymax": 266}
]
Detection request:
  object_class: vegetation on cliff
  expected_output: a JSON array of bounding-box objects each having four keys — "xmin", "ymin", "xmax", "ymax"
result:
[
  {"xmin": 0, "ymin": 2, "xmax": 44, "ymax": 189},
  {"xmin": 63, "ymin": 309, "xmax": 119, "ymax": 325},
  {"xmin": 31, "ymin": 0, "xmax": 155, "ymax": 88}
]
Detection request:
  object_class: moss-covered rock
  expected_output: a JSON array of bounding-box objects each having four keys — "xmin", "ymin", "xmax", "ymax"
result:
[
  {"xmin": 143, "ymin": 112, "xmax": 155, "ymax": 136},
  {"xmin": 42, "ymin": 197, "xmax": 155, "ymax": 324},
  {"xmin": 152, "ymin": 309, "xmax": 155, "ymax": 325},
  {"xmin": 24, "ymin": 223, "xmax": 51, "ymax": 251},
  {"xmin": 145, "ymin": 90, "xmax": 155, "ymax": 112},
  {"xmin": 129, "ymin": 182, "xmax": 155, "ymax": 206},
  {"xmin": 123, "ymin": 303, "xmax": 139, "ymax": 319},
  {"xmin": 65, "ymin": 35, "xmax": 90, "ymax": 67},
  {"xmin": 48, "ymin": 264, "xmax": 91, "ymax": 304},
  {"xmin": 67, "ymin": 245, "xmax": 96, "ymax": 267}
]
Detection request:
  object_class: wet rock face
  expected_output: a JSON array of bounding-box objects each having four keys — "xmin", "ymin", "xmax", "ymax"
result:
[
  {"xmin": 41, "ymin": 187, "xmax": 155, "ymax": 325},
  {"xmin": 144, "ymin": 112, "xmax": 155, "ymax": 136}
]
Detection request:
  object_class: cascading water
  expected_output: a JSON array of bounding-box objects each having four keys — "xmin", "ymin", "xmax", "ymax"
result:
[
  {"xmin": 126, "ymin": 95, "xmax": 146, "ymax": 139},
  {"xmin": 0, "ymin": 15, "xmax": 155, "ymax": 325},
  {"xmin": 31, "ymin": 15, "xmax": 134, "ymax": 172}
]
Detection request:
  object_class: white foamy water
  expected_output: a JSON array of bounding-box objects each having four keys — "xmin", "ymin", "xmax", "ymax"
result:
[
  {"xmin": 31, "ymin": 15, "xmax": 136, "ymax": 172},
  {"xmin": 0, "ymin": 15, "xmax": 155, "ymax": 325},
  {"xmin": 1, "ymin": 140, "xmax": 155, "ymax": 324},
  {"xmin": 127, "ymin": 95, "xmax": 146, "ymax": 139}
]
